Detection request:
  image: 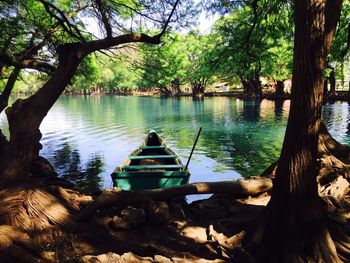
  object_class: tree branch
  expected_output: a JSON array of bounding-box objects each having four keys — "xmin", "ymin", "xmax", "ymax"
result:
[
  {"xmin": 155, "ymin": 0, "xmax": 181, "ymax": 39},
  {"xmin": 0, "ymin": 67, "xmax": 21, "ymax": 113},
  {"xmin": 324, "ymin": 0, "xmax": 343, "ymax": 53},
  {"xmin": 81, "ymin": 33, "xmax": 163, "ymax": 55},
  {"xmin": 0, "ymin": 54, "xmax": 55, "ymax": 73},
  {"xmin": 39, "ymin": 0, "xmax": 85, "ymax": 42},
  {"xmin": 94, "ymin": 0, "xmax": 113, "ymax": 38}
]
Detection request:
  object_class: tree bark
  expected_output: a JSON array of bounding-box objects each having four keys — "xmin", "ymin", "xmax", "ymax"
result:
[{"xmin": 246, "ymin": 0, "xmax": 344, "ymax": 262}]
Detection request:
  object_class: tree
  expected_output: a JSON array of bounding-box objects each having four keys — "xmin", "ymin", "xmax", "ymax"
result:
[
  {"xmin": 325, "ymin": 0, "xmax": 350, "ymax": 95},
  {"xmin": 243, "ymin": 0, "xmax": 346, "ymax": 262},
  {"xmin": 0, "ymin": 0, "xmax": 186, "ymax": 235},
  {"xmin": 184, "ymin": 32, "xmax": 215, "ymax": 97},
  {"xmin": 212, "ymin": 1, "xmax": 294, "ymax": 98},
  {"xmin": 137, "ymin": 33, "xmax": 189, "ymax": 95},
  {"xmin": 136, "ymin": 31, "xmax": 215, "ymax": 97}
]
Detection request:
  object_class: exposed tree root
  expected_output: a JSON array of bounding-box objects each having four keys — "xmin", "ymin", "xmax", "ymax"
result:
[
  {"xmin": 0, "ymin": 185, "xmax": 74, "ymax": 231},
  {"xmin": 0, "ymin": 225, "xmax": 44, "ymax": 263},
  {"xmin": 0, "ymin": 184, "xmax": 89, "ymax": 262},
  {"xmin": 77, "ymin": 178, "xmax": 273, "ymax": 220}
]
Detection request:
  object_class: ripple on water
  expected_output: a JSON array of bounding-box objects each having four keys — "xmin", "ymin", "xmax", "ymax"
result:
[{"xmin": 1, "ymin": 97, "xmax": 349, "ymax": 195}]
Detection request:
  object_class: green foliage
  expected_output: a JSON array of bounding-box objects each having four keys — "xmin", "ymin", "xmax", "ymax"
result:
[
  {"xmin": 212, "ymin": 2, "xmax": 293, "ymax": 84},
  {"xmin": 328, "ymin": 0, "xmax": 350, "ymax": 81},
  {"xmin": 136, "ymin": 31, "xmax": 216, "ymax": 92},
  {"xmin": 68, "ymin": 51, "xmax": 141, "ymax": 92}
]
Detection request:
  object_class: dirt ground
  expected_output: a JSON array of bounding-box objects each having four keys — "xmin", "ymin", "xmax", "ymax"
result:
[{"xmin": 29, "ymin": 191, "xmax": 270, "ymax": 263}]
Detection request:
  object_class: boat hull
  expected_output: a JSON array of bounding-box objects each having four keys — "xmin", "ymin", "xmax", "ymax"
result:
[
  {"xmin": 111, "ymin": 130, "xmax": 190, "ymax": 190},
  {"xmin": 111, "ymin": 171, "xmax": 190, "ymax": 190}
]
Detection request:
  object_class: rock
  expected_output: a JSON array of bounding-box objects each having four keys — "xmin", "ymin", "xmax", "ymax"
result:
[
  {"xmin": 148, "ymin": 201, "xmax": 170, "ymax": 224},
  {"xmin": 120, "ymin": 252, "xmax": 153, "ymax": 262},
  {"xmin": 82, "ymin": 252, "xmax": 120, "ymax": 263},
  {"xmin": 40, "ymin": 251, "xmax": 56, "ymax": 262},
  {"xmin": 154, "ymin": 255, "xmax": 172, "ymax": 262},
  {"xmin": 180, "ymin": 226, "xmax": 207, "ymax": 242}
]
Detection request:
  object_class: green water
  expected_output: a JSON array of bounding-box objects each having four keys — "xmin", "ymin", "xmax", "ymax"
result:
[{"xmin": 1, "ymin": 96, "xmax": 349, "ymax": 192}]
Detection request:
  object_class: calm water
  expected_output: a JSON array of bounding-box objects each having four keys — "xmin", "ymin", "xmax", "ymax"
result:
[{"xmin": 1, "ymin": 96, "xmax": 350, "ymax": 192}]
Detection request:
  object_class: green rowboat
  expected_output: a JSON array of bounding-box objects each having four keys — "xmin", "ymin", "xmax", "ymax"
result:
[{"xmin": 111, "ymin": 130, "xmax": 190, "ymax": 190}]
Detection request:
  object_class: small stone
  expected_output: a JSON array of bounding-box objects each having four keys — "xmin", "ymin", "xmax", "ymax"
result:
[
  {"xmin": 154, "ymin": 255, "xmax": 172, "ymax": 263},
  {"xmin": 40, "ymin": 251, "xmax": 56, "ymax": 262},
  {"xmin": 82, "ymin": 252, "xmax": 120, "ymax": 263}
]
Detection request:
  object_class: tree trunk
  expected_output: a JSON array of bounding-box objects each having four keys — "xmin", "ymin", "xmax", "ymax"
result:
[
  {"xmin": 324, "ymin": 77, "xmax": 329, "ymax": 96},
  {"xmin": 245, "ymin": 0, "xmax": 344, "ymax": 262},
  {"xmin": 274, "ymin": 80, "xmax": 285, "ymax": 96},
  {"xmin": 0, "ymin": 45, "xmax": 83, "ymax": 186},
  {"xmin": 158, "ymin": 85, "xmax": 172, "ymax": 96},
  {"xmin": 192, "ymin": 83, "xmax": 204, "ymax": 98},
  {"xmin": 170, "ymin": 78, "xmax": 181, "ymax": 96},
  {"xmin": 241, "ymin": 73, "xmax": 262, "ymax": 99},
  {"xmin": 329, "ymin": 68, "xmax": 336, "ymax": 94}
]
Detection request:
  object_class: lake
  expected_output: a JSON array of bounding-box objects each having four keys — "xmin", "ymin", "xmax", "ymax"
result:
[{"xmin": 1, "ymin": 96, "xmax": 350, "ymax": 193}]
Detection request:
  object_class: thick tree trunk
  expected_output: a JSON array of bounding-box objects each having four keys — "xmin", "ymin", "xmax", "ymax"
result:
[
  {"xmin": 241, "ymin": 73, "xmax": 262, "ymax": 99},
  {"xmin": 0, "ymin": 45, "xmax": 83, "ymax": 186},
  {"xmin": 274, "ymin": 80, "xmax": 285, "ymax": 96},
  {"xmin": 245, "ymin": 0, "xmax": 344, "ymax": 262},
  {"xmin": 158, "ymin": 85, "xmax": 172, "ymax": 96},
  {"xmin": 192, "ymin": 83, "xmax": 204, "ymax": 98}
]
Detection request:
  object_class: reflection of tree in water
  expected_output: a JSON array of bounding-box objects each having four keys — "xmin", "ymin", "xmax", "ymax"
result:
[
  {"xmin": 52, "ymin": 143, "xmax": 104, "ymax": 193},
  {"xmin": 197, "ymin": 99, "xmax": 283, "ymax": 178},
  {"xmin": 274, "ymin": 99, "xmax": 284, "ymax": 120},
  {"xmin": 241, "ymin": 99, "xmax": 261, "ymax": 122}
]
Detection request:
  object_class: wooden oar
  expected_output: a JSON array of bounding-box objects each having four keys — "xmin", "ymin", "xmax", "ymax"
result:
[{"xmin": 185, "ymin": 127, "xmax": 202, "ymax": 170}]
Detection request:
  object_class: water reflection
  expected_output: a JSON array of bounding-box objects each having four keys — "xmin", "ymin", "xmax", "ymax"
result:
[
  {"xmin": 323, "ymin": 102, "xmax": 350, "ymax": 141},
  {"xmin": 48, "ymin": 143, "xmax": 104, "ymax": 192},
  {"xmin": 1, "ymin": 96, "xmax": 348, "ymax": 192}
]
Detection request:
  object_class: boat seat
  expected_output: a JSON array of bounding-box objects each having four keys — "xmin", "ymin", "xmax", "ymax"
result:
[
  {"xmin": 129, "ymin": 155, "xmax": 177, "ymax": 160},
  {"xmin": 139, "ymin": 145, "xmax": 166, "ymax": 149},
  {"xmin": 121, "ymin": 164, "xmax": 183, "ymax": 171}
]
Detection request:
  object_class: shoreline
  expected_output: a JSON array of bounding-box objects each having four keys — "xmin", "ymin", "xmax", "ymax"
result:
[{"xmin": 57, "ymin": 91, "xmax": 350, "ymax": 102}]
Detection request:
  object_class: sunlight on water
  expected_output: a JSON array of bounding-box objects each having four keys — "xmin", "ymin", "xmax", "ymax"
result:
[{"xmin": 1, "ymin": 96, "xmax": 350, "ymax": 193}]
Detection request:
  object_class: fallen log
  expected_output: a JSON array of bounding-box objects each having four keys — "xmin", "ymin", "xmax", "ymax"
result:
[{"xmin": 76, "ymin": 178, "xmax": 273, "ymax": 221}]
